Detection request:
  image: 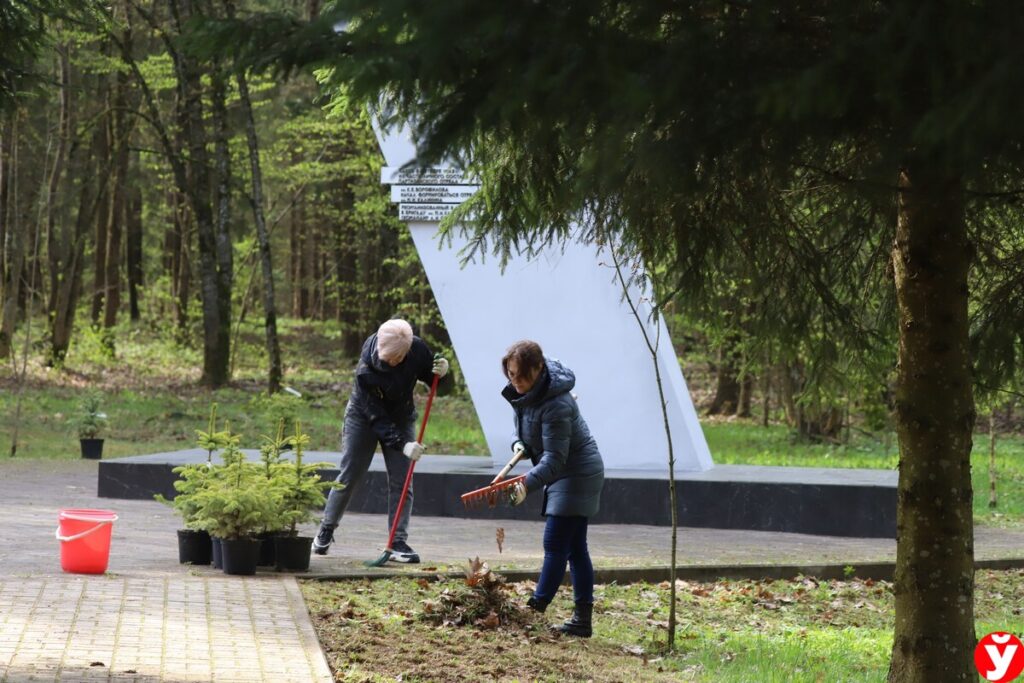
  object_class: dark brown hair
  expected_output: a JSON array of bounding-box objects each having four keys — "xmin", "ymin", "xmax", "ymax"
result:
[{"xmin": 501, "ymin": 340, "xmax": 545, "ymax": 379}]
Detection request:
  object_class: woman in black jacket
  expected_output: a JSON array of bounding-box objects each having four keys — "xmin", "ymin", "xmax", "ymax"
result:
[{"xmin": 502, "ymin": 340, "xmax": 605, "ymax": 637}]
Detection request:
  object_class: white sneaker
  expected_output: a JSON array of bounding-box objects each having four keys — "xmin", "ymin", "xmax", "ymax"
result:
[
  {"xmin": 312, "ymin": 526, "xmax": 335, "ymax": 555},
  {"xmin": 388, "ymin": 540, "xmax": 420, "ymax": 564}
]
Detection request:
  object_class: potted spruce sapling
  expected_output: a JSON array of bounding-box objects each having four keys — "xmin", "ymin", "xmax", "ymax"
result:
[
  {"xmin": 157, "ymin": 463, "xmax": 217, "ymax": 565},
  {"xmin": 192, "ymin": 424, "xmax": 280, "ymax": 576},
  {"xmin": 155, "ymin": 404, "xmax": 230, "ymax": 565},
  {"xmin": 77, "ymin": 395, "xmax": 108, "ymax": 459},
  {"xmin": 195, "ymin": 404, "xmax": 235, "ymax": 568},
  {"xmin": 254, "ymin": 422, "xmax": 291, "ymax": 567},
  {"xmin": 274, "ymin": 420, "xmax": 341, "ymax": 572}
]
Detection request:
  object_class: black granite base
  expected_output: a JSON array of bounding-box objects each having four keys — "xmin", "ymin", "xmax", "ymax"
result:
[{"xmin": 97, "ymin": 450, "xmax": 897, "ymax": 538}]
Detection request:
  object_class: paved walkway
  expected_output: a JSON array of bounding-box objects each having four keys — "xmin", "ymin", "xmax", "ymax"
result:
[{"xmin": 2, "ymin": 459, "xmax": 1023, "ymax": 682}]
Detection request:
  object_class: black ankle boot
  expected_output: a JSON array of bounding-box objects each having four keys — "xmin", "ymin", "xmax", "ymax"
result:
[
  {"xmin": 526, "ymin": 596, "xmax": 549, "ymax": 613},
  {"xmin": 558, "ymin": 602, "xmax": 593, "ymax": 638}
]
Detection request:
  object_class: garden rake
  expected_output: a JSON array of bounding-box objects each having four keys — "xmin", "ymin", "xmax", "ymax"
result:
[
  {"xmin": 460, "ymin": 449, "xmax": 528, "ymax": 508},
  {"xmin": 364, "ymin": 373, "xmax": 440, "ymax": 567}
]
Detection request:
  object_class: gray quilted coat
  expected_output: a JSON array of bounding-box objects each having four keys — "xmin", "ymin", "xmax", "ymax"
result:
[{"xmin": 501, "ymin": 358, "xmax": 605, "ymax": 517}]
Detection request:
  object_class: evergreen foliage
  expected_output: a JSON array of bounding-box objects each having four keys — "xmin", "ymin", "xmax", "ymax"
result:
[
  {"xmin": 277, "ymin": 420, "xmax": 339, "ymax": 536},
  {"xmin": 189, "ymin": 420, "xmax": 278, "ymax": 540},
  {"xmin": 76, "ymin": 393, "xmax": 107, "ymax": 439},
  {"xmin": 195, "ymin": 2, "xmax": 1024, "ymax": 677}
]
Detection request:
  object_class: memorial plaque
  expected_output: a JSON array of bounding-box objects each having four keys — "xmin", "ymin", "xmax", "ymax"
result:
[
  {"xmin": 391, "ymin": 185, "xmax": 480, "ymax": 204},
  {"xmin": 398, "ymin": 203, "xmax": 459, "ymax": 221},
  {"xmin": 381, "ymin": 166, "xmax": 475, "ymax": 185}
]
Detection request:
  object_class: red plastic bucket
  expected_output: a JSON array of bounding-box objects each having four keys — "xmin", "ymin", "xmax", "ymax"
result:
[{"xmin": 55, "ymin": 508, "xmax": 117, "ymax": 574}]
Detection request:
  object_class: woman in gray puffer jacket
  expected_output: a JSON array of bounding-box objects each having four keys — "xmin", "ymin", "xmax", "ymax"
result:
[{"xmin": 502, "ymin": 340, "xmax": 604, "ymax": 638}]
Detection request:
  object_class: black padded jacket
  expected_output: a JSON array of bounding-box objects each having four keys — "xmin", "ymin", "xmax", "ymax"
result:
[{"xmin": 349, "ymin": 333, "xmax": 454, "ymax": 450}]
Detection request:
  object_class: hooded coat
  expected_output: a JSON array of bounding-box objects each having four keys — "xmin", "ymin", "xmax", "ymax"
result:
[{"xmin": 502, "ymin": 358, "xmax": 605, "ymax": 517}]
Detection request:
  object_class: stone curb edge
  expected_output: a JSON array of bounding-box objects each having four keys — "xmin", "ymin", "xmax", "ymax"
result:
[{"xmin": 302, "ymin": 558, "xmax": 1024, "ymax": 584}]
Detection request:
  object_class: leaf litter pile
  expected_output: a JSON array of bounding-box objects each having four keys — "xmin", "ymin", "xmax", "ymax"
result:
[{"xmin": 301, "ymin": 568, "xmax": 1024, "ymax": 682}]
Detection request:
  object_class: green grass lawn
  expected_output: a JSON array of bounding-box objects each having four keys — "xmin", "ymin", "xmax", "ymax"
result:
[{"xmin": 0, "ymin": 316, "xmax": 488, "ymax": 458}]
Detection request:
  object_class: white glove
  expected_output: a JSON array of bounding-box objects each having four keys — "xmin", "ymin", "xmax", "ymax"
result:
[
  {"xmin": 512, "ymin": 440, "xmax": 527, "ymax": 458},
  {"xmin": 508, "ymin": 480, "xmax": 528, "ymax": 506},
  {"xmin": 431, "ymin": 356, "xmax": 449, "ymax": 378},
  {"xmin": 403, "ymin": 441, "xmax": 425, "ymax": 461}
]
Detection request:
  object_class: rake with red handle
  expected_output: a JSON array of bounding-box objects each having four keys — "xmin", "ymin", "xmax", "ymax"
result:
[{"xmin": 364, "ymin": 372, "xmax": 440, "ymax": 567}]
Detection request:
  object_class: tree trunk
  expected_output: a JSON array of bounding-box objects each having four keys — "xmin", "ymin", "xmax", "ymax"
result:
[
  {"xmin": 776, "ymin": 360, "xmax": 843, "ymax": 441},
  {"xmin": 289, "ymin": 199, "xmax": 299, "ymax": 314},
  {"xmin": 126, "ymin": 155, "xmax": 143, "ymax": 321},
  {"xmin": 163, "ymin": 190, "xmax": 191, "ymax": 335},
  {"xmin": 174, "ymin": 197, "xmax": 191, "ymax": 337},
  {"xmin": 209, "ymin": 62, "xmax": 234, "ymax": 385},
  {"xmin": 760, "ymin": 355, "xmax": 771, "ymax": 427},
  {"xmin": 49, "ymin": 163, "xmax": 91, "ymax": 365},
  {"xmin": 887, "ymin": 168, "xmax": 975, "ymax": 682},
  {"xmin": 234, "ymin": 62, "xmax": 283, "ymax": 393},
  {"xmin": 736, "ymin": 370, "xmax": 753, "ymax": 418},
  {"xmin": 46, "ymin": 46, "xmax": 91, "ymax": 366},
  {"xmin": 90, "ymin": 82, "xmax": 111, "ymax": 325},
  {"xmin": 332, "ymin": 216, "xmax": 344, "ymax": 323},
  {"xmin": 291, "ymin": 198, "xmax": 309, "ymax": 317},
  {"xmin": 0, "ymin": 114, "xmax": 7, "ymax": 291},
  {"xmin": 173, "ymin": 0, "xmax": 230, "ymax": 386},
  {"xmin": 314, "ymin": 233, "xmax": 325, "ymax": 320},
  {"xmin": 706, "ymin": 340, "xmax": 741, "ymax": 415},
  {"xmin": 0, "ymin": 114, "xmax": 23, "ymax": 359},
  {"xmin": 103, "ymin": 75, "xmax": 129, "ymax": 330},
  {"xmin": 988, "ymin": 410, "xmax": 998, "ymax": 509},
  {"xmin": 45, "ymin": 44, "xmax": 72, "ymax": 322}
]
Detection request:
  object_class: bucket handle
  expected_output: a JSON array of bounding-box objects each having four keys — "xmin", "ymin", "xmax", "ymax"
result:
[{"xmin": 55, "ymin": 515, "xmax": 118, "ymax": 543}]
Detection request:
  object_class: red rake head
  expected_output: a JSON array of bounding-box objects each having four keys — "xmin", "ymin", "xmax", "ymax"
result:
[{"xmin": 460, "ymin": 475, "xmax": 527, "ymax": 509}]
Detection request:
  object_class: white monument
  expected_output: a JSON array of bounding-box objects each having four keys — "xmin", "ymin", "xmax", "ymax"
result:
[{"xmin": 373, "ymin": 121, "xmax": 713, "ymax": 472}]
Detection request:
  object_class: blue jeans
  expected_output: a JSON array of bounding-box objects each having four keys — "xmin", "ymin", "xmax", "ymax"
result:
[
  {"xmin": 320, "ymin": 401, "xmax": 416, "ymax": 543},
  {"xmin": 533, "ymin": 515, "xmax": 594, "ymax": 605}
]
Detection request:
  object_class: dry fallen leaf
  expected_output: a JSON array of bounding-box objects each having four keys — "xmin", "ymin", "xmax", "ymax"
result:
[
  {"xmin": 475, "ymin": 610, "xmax": 500, "ymax": 629},
  {"xmin": 496, "ymin": 527, "xmax": 505, "ymax": 554}
]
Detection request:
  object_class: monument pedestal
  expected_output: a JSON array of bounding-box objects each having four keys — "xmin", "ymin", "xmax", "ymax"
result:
[{"xmin": 98, "ymin": 450, "xmax": 895, "ymax": 538}]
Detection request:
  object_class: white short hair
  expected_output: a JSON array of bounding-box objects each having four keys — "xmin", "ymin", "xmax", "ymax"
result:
[{"xmin": 377, "ymin": 319, "xmax": 413, "ymax": 360}]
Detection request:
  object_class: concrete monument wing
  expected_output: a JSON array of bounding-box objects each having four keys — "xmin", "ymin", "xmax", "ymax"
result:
[{"xmin": 373, "ymin": 121, "xmax": 712, "ymax": 472}]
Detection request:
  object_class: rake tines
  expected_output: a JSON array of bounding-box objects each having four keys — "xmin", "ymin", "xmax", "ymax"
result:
[{"xmin": 460, "ymin": 474, "xmax": 527, "ymax": 509}]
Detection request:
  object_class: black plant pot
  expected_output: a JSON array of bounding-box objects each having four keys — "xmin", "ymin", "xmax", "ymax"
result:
[
  {"xmin": 80, "ymin": 438, "xmax": 104, "ymax": 459},
  {"xmin": 274, "ymin": 535, "xmax": 313, "ymax": 572},
  {"xmin": 211, "ymin": 537, "xmax": 223, "ymax": 569},
  {"xmin": 257, "ymin": 532, "xmax": 277, "ymax": 567},
  {"xmin": 221, "ymin": 537, "xmax": 261, "ymax": 576},
  {"xmin": 177, "ymin": 529, "xmax": 212, "ymax": 565}
]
